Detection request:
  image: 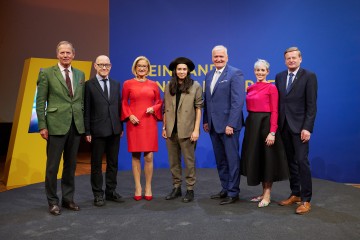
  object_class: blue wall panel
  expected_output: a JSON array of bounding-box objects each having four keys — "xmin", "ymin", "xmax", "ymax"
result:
[{"xmin": 110, "ymin": 0, "xmax": 360, "ymax": 183}]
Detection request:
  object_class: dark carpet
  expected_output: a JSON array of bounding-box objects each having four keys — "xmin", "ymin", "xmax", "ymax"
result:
[{"xmin": 0, "ymin": 169, "xmax": 359, "ymax": 240}]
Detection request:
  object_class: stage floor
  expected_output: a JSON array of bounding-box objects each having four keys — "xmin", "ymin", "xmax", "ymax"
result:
[{"xmin": 0, "ymin": 168, "xmax": 359, "ymax": 240}]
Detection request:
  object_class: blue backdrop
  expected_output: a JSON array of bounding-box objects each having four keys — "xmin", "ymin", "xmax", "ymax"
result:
[{"xmin": 109, "ymin": 0, "xmax": 360, "ymax": 183}]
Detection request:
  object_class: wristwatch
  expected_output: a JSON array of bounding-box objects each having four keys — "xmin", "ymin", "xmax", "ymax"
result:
[{"xmin": 270, "ymin": 132, "xmax": 275, "ymax": 136}]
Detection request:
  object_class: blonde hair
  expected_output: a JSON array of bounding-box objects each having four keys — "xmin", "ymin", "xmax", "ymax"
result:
[{"xmin": 131, "ymin": 56, "xmax": 151, "ymax": 77}]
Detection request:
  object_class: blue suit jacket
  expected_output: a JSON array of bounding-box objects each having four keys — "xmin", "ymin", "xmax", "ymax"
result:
[{"xmin": 203, "ymin": 64, "xmax": 245, "ymax": 133}]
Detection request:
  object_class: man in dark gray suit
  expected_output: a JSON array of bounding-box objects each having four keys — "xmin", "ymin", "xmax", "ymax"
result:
[
  {"xmin": 275, "ymin": 47, "xmax": 317, "ymax": 214},
  {"xmin": 84, "ymin": 55, "xmax": 123, "ymax": 207}
]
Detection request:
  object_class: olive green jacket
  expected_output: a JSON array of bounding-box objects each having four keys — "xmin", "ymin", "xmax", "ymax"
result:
[{"xmin": 36, "ymin": 64, "xmax": 85, "ymax": 135}]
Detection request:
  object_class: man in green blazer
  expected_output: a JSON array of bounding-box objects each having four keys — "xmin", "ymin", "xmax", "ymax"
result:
[{"xmin": 36, "ymin": 41, "xmax": 85, "ymax": 216}]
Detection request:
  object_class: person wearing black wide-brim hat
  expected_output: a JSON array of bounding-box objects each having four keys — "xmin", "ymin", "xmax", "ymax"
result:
[{"xmin": 162, "ymin": 57, "xmax": 203, "ymax": 203}]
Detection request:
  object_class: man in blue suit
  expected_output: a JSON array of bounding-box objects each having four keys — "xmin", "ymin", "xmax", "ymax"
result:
[
  {"xmin": 275, "ymin": 47, "xmax": 317, "ymax": 214},
  {"xmin": 203, "ymin": 45, "xmax": 245, "ymax": 205}
]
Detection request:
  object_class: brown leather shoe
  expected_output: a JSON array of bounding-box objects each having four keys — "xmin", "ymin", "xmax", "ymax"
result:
[
  {"xmin": 296, "ymin": 202, "xmax": 311, "ymax": 214},
  {"xmin": 49, "ymin": 204, "xmax": 61, "ymax": 216},
  {"xmin": 62, "ymin": 201, "xmax": 80, "ymax": 211},
  {"xmin": 278, "ymin": 195, "xmax": 301, "ymax": 206}
]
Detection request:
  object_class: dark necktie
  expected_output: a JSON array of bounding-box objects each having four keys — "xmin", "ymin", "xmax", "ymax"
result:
[
  {"xmin": 102, "ymin": 79, "xmax": 109, "ymax": 99},
  {"xmin": 286, "ymin": 73, "xmax": 294, "ymax": 93},
  {"xmin": 64, "ymin": 68, "xmax": 73, "ymax": 97}
]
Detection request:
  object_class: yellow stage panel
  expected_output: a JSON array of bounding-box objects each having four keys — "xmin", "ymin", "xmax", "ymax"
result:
[{"xmin": 4, "ymin": 58, "xmax": 92, "ymax": 187}]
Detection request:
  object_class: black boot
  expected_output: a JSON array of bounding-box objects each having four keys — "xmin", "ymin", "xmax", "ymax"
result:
[
  {"xmin": 182, "ymin": 190, "xmax": 194, "ymax": 203},
  {"xmin": 165, "ymin": 187, "xmax": 182, "ymax": 200}
]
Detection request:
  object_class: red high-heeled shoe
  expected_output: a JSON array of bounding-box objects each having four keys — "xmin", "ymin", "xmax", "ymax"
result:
[
  {"xmin": 133, "ymin": 196, "xmax": 142, "ymax": 201},
  {"xmin": 144, "ymin": 195, "xmax": 153, "ymax": 201}
]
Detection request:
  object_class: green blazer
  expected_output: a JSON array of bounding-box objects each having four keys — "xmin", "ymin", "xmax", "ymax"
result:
[{"xmin": 36, "ymin": 64, "xmax": 85, "ymax": 135}]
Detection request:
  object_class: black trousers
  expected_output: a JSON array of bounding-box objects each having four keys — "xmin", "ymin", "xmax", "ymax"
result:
[
  {"xmin": 90, "ymin": 134, "xmax": 120, "ymax": 197},
  {"xmin": 281, "ymin": 120, "xmax": 312, "ymax": 202},
  {"xmin": 45, "ymin": 121, "xmax": 81, "ymax": 205}
]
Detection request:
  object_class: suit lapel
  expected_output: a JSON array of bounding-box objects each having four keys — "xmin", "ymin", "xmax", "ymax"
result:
[
  {"xmin": 93, "ymin": 78, "xmax": 110, "ymax": 102},
  {"xmin": 212, "ymin": 65, "xmax": 227, "ymax": 95},
  {"xmin": 287, "ymin": 68, "xmax": 303, "ymax": 95},
  {"xmin": 207, "ymin": 69, "xmax": 215, "ymax": 94},
  {"xmin": 72, "ymin": 67, "xmax": 79, "ymax": 94},
  {"xmin": 171, "ymin": 90, "xmax": 176, "ymax": 112},
  {"xmin": 109, "ymin": 78, "xmax": 117, "ymax": 102},
  {"xmin": 280, "ymin": 72, "xmax": 287, "ymax": 95},
  {"xmin": 178, "ymin": 93, "xmax": 185, "ymax": 109},
  {"xmin": 53, "ymin": 66, "xmax": 68, "ymax": 91}
]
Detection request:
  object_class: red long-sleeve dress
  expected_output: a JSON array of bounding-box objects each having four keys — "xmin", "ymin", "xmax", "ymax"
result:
[{"xmin": 121, "ymin": 79, "xmax": 163, "ymax": 152}]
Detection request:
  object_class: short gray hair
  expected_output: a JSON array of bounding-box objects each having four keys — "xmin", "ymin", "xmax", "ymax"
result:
[
  {"xmin": 212, "ymin": 45, "xmax": 228, "ymax": 56},
  {"xmin": 56, "ymin": 41, "xmax": 75, "ymax": 54},
  {"xmin": 254, "ymin": 59, "xmax": 270, "ymax": 69}
]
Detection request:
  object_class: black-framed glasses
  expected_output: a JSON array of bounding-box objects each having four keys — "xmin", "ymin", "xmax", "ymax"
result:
[{"xmin": 97, "ymin": 63, "xmax": 112, "ymax": 69}]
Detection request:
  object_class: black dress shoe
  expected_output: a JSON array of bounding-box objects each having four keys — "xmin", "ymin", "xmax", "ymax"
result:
[
  {"xmin": 62, "ymin": 201, "xmax": 80, "ymax": 211},
  {"xmin": 94, "ymin": 195, "xmax": 105, "ymax": 207},
  {"xmin": 165, "ymin": 187, "xmax": 182, "ymax": 200},
  {"xmin": 182, "ymin": 190, "xmax": 194, "ymax": 203},
  {"xmin": 220, "ymin": 196, "xmax": 239, "ymax": 205},
  {"xmin": 106, "ymin": 191, "xmax": 124, "ymax": 203},
  {"xmin": 49, "ymin": 204, "xmax": 61, "ymax": 216},
  {"xmin": 210, "ymin": 191, "xmax": 228, "ymax": 199}
]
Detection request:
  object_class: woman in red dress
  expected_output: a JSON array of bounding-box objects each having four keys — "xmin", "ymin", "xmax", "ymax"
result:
[{"xmin": 121, "ymin": 56, "xmax": 162, "ymax": 201}]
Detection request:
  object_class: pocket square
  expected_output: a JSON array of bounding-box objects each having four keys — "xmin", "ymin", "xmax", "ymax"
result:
[{"xmin": 219, "ymin": 80, "xmax": 228, "ymax": 83}]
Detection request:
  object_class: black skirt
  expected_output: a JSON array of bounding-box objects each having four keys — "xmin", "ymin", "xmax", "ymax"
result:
[{"xmin": 241, "ymin": 112, "xmax": 289, "ymax": 186}]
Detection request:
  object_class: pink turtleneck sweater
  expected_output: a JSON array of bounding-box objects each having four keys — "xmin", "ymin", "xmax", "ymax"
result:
[{"xmin": 245, "ymin": 82, "xmax": 279, "ymax": 133}]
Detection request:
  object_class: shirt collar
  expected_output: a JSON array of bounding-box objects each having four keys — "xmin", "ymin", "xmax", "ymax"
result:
[
  {"xmin": 288, "ymin": 67, "xmax": 300, "ymax": 76},
  {"xmin": 96, "ymin": 74, "xmax": 109, "ymax": 81},
  {"xmin": 215, "ymin": 65, "xmax": 226, "ymax": 74},
  {"xmin": 58, "ymin": 63, "xmax": 72, "ymax": 72}
]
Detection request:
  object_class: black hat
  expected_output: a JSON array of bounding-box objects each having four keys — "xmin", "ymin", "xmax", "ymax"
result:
[{"xmin": 168, "ymin": 57, "xmax": 195, "ymax": 72}]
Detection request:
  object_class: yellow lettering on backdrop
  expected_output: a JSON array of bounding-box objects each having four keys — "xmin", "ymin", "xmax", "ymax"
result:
[
  {"xmin": 149, "ymin": 64, "xmax": 215, "ymax": 77},
  {"xmin": 246, "ymin": 80, "xmax": 254, "ymax": 90},
  {"xmin": 149, "ymin": 63, "xmax": 260, "ymax": 93},
  {"xmin": 156, "ymin": 81, "xmax": 166, "ymax": 92},
  {"xmin": 163, "ymin": 65, "xmax": 171, "ymax": 77}
]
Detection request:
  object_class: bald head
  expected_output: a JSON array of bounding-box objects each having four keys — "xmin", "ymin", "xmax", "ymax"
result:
[
  {"xmin": 94, "ymin": 55, "xmax": 112, "ymax": 78},
  {"xmin": 96, "ymin": 55, "xmax": 110, "ymax": 63}
]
